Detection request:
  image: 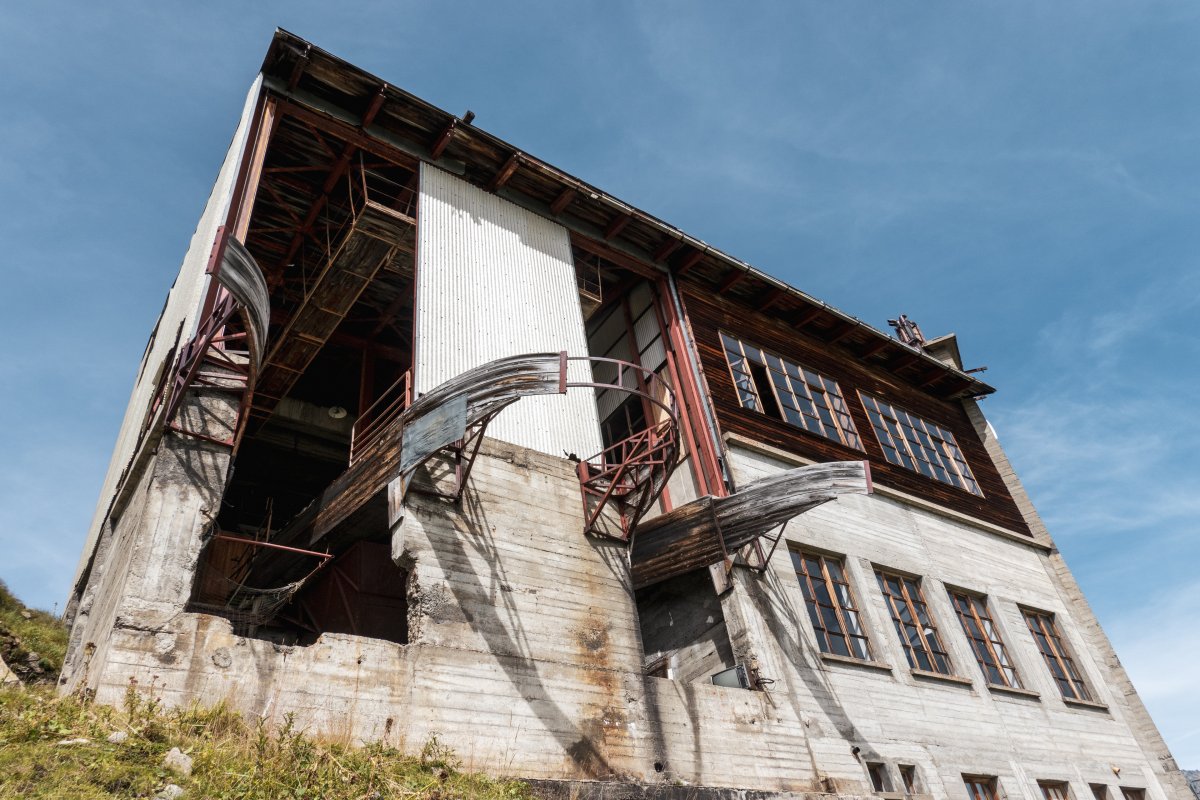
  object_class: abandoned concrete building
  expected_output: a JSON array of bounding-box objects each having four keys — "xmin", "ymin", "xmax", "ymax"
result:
[{"xmin": 62, "ymin": 30, "xmax": 1189, "ymax": 800}]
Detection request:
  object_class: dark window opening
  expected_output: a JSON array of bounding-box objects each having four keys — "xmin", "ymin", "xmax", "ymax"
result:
[
  {"xmin": 747, "ymin": 360, "xmax": 782, "ymax": 420},
  {"xmin": 636, "ymin": 570, "xmax": 735, "ymax": 684},
  {"xmin": 900, "ymin": 765, "xmax": 919, "ymax": 795},
  {"xmin": 868, "ymin": 763, "xmax": 891, "ymax": 793}
]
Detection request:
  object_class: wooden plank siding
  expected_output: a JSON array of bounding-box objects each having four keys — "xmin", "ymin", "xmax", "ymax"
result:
[{"xmin": 680, "ymin": 287, "xmax": 1031, "ymax": 536}]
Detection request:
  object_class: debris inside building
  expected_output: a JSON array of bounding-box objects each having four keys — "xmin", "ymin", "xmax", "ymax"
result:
[{"xmin": 61, "ymin": 29, "xmax": 1192, "ymax": 800}]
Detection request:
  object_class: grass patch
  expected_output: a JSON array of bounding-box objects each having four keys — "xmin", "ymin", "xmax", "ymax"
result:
[
  {"xmin": 0, "ymin": 681, "xmax": 535, "ymax": 799},
  {"xmin": 0, "ymin": 579, "xmax": 70, "ymax": 682}
]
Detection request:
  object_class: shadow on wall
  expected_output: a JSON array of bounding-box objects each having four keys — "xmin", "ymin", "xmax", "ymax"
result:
[{"xmin": 411, "ymin": 468, "xmax": 632, "ymax": 780}]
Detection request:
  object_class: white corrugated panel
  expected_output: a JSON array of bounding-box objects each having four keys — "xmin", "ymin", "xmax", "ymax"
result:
[{"xmin": 415, "ymin": 165, "xmax": 603, "ymax": 459}]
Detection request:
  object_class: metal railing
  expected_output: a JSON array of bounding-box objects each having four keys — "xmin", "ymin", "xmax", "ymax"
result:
[{"xmin": 349, "ymin": 369, "xmax": 412, "ymax": 464}]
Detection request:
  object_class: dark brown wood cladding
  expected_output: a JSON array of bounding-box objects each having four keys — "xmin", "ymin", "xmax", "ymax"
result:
[{"xmin": 681, "ymin": 288, "xmax": 1031, "ymax": 536}]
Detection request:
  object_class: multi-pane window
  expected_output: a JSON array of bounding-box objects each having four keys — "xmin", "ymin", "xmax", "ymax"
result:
[
  {"xmin": 875, "ymin": 571, "xmax": 953, "ymax": 675},
  {"xmin": 1119, "ymin": 789, "xmax": 1144, "ymax": 800},
  {"xmin": 964, "ymin": 776, "xmax": 1000, "ymax": 800},
  {"xmin": 1023, "ymin": 609, "xmax": 1093, "ymax": 702},
  {"xmin": 900, "ymin": 765, "xmax": 919, "ymax": 796},
  {"xmin": 1040, "ymin": 782, "xmax": 1071, "ymax": 800},
  {"xmin": 1090, "ymin": 786, "xmax": 1109, "ymax": 800},
  {"xmin": 859, "ymin": 393, "xmax": 982, "ymax": 496},
  {"xmin": 791, "ymin": 549, "xmax": 872, "ymax": 660},
  {"xmin": 949, "ymin": 591, "xmax": 1023, "ymax": 689},
  {"xmin": 721, "ymin": 333, "xmax": 861, "ymax": 449}
]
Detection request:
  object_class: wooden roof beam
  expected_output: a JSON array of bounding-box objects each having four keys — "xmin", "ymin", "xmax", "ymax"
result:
[
  {"xmin": 761, "ymin": 287, "xmax": 789, "ymax": 310},
  {"xmin": 792, "ymin": 306, "xmax": 823, "ymax": 330},
  {"xmin": 859, "ymin": 337, "xmax": 891, "ymax": 359},
  {"xmin": 675, "ymin": 248, "xmax": 705, "ymax": 275},
  {"xmin": 718, "ymin": 270, "xmax": 747, "ymax": 294},
  {"xmin": 825, "ymin": 320, "xmax": 857, "ymax": 345},
  {"xmin": 488, "ymin": 154, "xmax": 520, "ymax": 192},
  {"xmin": 604, "ymin": 213, "xmax": 632, "ymax": 240},
  {"xmin": 550, "ymin": 188, "xmax": 576, "ymax": 215},
  {"xmin": 653, "ymin": 238, "xmax": 683, "ymax": 263},
  {"xmin": 918, "ymin": 368, "xmax": 945, "ymax": 388},
  {"xmin": 430, "ymin": 119, "xmax": 458, "ymax": 160}
]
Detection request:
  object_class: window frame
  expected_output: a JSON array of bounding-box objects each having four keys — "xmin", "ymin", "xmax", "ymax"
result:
[
  {"xmin": 948, "ymin": 589, "xmax": 1023, "ymax": 689},
  {"xmin": 858, "ymin": 391, "xmax": 983, "ymax": 496},
  {"xmin": 1022, "ymin": 608, "xmax": 1094, "ymax": 702},
  {"xmin": 790, "ymin": 547, "xmax": 873, "ymax": 661},
  {"xmin": 1039, "ymin": 782, "xmax": 1072, "ymax": 800},
  {"xmin": 963, "ymin": 776, "xmax": 1000, "ymax": 800},
  {"xmin": 719, "ymin": 332, "xmax": 863, "ymax": 450},
  {"xmin": 875, "ymin": 569, "xmax": 954, "ymax": 676}
]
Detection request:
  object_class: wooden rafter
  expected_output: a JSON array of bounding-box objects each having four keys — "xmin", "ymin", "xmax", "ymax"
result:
[
  {"xmin": 488, "ymin": 154, "xmax": 520, "ymax": 191},
  {"xmin": 675, "ymin": 248, "xmax": 705, "ymax": 275},
  {"xmin": 604, "ymin": 214, "xmax": 632, "ymax": 240},
  {"xmin": 550, "ymin": 188, "xmax": 576, "ymax": 215}
]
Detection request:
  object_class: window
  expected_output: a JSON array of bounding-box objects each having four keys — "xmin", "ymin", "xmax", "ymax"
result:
[
  {"xmin": 1023, "ymin": 609, "xmax": 1093, "ymax": 702},
  {"xmin": 964, "ymin": 777, "xmax": 999, "ymax": 800},
  {"xmin": 1040, "ymin": 782, "xmax": 1071, "ymax": 800},
  {"xmin": 721, "ymin": 333, "xmax": 861, "ymax": 449},
  {"xmin": 900, "ymin": 765, "xmax": 919, "ymax": 796},
  {"xmin": 859, "ymin": 393, "xmax": 982, "ymax": 495},
  {"xmin": 791, "ymin": 549, "xmax": 872, "ymax": 660},
  {"xmin": 949, "ymin": 591, "xmax": 1023, "ymax": 689},
  {"xmin": 1089, "ymin": 786, "xmax": 1109, "ymax": 800},
  {"xmin": 876, "ymin": 570, "xmax": 953, "ymax": 675},
  {"xmin": 1119, "ymin": 789, "xmax": 1144, "ymax": 800},
  {"xmin": 867, "ymin": 763, "xmax": 891, "ymax": 792}
]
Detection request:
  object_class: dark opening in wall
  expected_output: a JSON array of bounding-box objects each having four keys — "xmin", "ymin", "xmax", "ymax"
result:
[
  {"xmin": 292, "ymin": 540, "xmax": 408, "ymax": 645},
  {"xmin": 636, "ymin": 569, "xmax": 734, "ymax": 684}
]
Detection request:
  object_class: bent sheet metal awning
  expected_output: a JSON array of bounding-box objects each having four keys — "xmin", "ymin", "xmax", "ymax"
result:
[
  {"xmin": 243, "ymin": 353, "xmax": 567, "ymax": 590},
  {"xmin": 630, "ymin": 460, "xmax": 872, "ymax": 590}
]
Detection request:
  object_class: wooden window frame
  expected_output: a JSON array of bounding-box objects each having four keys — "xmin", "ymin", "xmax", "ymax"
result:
[
  {"xmin": 1022, "ymin": 608, "xmax": 1093, "ymax": 702},
  {"xmin": 900, "ymin": 765, "xmax": 919, "ymax": 796},
  {"xmin": 791, "ymin": 547, "xmax": 873, "ymax": 660},
  {"xmin": 719, "ymin": 332, "xmax": 863, "ymax": 450},
  {"xmin": 1118, "ymin": 788, "xmax": 1144, "ymax": 800},
  {"xmin": 963, "ymin": 776, "xmax": 1000, "ymax": 800},
  {"xmin": 859, "ymin": 392, "xmax": 982, "ymax": 496},
  {"xmin": 1040, "ymin": 782, "xmax": 1072, "ymax": 800},
  {"xmin": 949, "ymin": 589, "xmax": 1023, "ymax": 689},
  {"xmin": 875, "ymin": 569, "xmax": 954, "ymax": 675},
  {"xmin": 1089, "ymin": 786, "xmax": 1109, "ymax": 800}
]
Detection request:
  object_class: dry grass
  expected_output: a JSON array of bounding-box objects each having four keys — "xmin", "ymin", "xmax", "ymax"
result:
[{"xmin": 0, "ymin": 680, "xmax": 535, "ymax": 800}]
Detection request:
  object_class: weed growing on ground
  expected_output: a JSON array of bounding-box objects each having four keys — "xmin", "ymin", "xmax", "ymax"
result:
[{"xmin": 0, "ymin": 682, "xmax": 534, "ymax": 800}]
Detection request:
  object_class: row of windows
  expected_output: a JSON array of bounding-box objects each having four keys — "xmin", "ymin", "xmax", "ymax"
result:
[
  {"xmin": 792, "ymin": 548, "xmax": 1094, "ymax": 702},
  {"xmin": 862, "ymin": 763, "xmax": 1143, "ymax": 800},
  {"xmin": 964, "ymin": 776, "xmax": 1143, "ymax": 800},
  {"xmin": 720, "ymin": 332, "xmax": 983, "ymax": 496}
]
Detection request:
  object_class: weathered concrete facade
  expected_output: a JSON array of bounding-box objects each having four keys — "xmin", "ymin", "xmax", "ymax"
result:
[{"xmin": 63, "ymin": 30, "xmax": 1188, "ymax": 800}]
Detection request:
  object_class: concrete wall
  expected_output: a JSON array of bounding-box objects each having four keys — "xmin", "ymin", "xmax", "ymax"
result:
[
  {"xmin": 718, "ymin": 439, "xmax": 1186, "ymax": 800},
  {"xmin": 63, "ymin": 428, "xmax": 1186, "ymax": 799}
]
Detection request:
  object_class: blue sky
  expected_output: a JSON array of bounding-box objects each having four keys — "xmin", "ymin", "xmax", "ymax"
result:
[{"xmin": 1, "ymin": 0, "xmax": 1197, "ymax": 768}]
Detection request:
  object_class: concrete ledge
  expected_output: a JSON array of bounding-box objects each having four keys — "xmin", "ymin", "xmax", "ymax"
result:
[{"xmin": 524, "ymin": 778, "xmax": 837, "ymax": 800}]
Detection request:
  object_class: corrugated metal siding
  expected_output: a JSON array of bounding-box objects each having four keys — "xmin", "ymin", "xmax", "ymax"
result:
[{"xmin": 415, "ymin": 164, "xmax": 603, "ymax": 459}]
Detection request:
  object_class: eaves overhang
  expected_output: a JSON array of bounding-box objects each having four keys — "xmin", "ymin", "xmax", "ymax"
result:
[{"xmin": 256, "ymin": 29, "xmax": 996, "ymax": 401}]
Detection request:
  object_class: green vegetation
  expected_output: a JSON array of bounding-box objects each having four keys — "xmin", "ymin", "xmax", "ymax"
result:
[
  {"xmin": 0, "ymin": 579, "xmax": 69, "ymax": 681},
  {"xmin": 0, "ymin": 583, "xmax": 525, "ymax": 799},
  {"xmin": 0, "ymin": 681, "xmax": 535, "ymax": 799}
]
